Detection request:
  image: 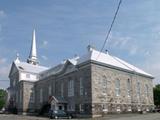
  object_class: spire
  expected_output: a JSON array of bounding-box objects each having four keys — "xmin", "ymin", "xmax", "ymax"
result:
[{"xmin": 27, "ymin": 29, "xmax": 38, "ymax": 65}]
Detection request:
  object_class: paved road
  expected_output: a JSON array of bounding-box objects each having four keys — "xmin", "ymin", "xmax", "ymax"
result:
[{"xmin": 0, "ymin": 113, "xmax": 160, "ymax": 120}]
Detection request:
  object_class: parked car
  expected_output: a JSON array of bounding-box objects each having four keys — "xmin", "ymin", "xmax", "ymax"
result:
[
  {"xmin": 49, "ymin": 110, "xmax": 73, "ymax": 119},
  {"xmin": 150, "ymin": 106, "xmax": 160, "ymax": 113},
  {"xmin": 154, "ymin": 108, "xmax": 160, "ymax": 113}
]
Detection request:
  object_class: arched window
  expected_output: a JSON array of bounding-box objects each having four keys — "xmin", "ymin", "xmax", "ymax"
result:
[
  {"xmin": 127, "ymin": 79, "xmax": 131, "ymax": 97},
  {"xmin": 30, "ymin": 88, "xmax": 35, "ymax": 103},
  {"xmin": 115, "ymin": 79, "xmax": 120, "ymax": 96},
  {"xmin": 137, "ymin": 81, "xmax": 140, "ymax": 97},
  {"xmin": 102, "ymin": 76, "xmax": 107, "ymax": 95},
  {"xmin": 80, "ymin": 77, "xmax": 84, "ymax": 96},
  {"xmin": 68, "ymin": 80, "xmax": 74, "ymax": 97},
  {"xmin": 145, "ymin": 84, "xmax": 149, "ymax": 97}
]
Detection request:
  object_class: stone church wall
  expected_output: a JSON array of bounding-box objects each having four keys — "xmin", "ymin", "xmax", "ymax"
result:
[
  {"xmin": 34, "ymin": 76, "xmax": 55, "ymax": 111},
  {"xmin": 18, "ymin": 62, "xmax": 154, "ymax": 117},
  {"xmin": 21, "ymin": 81, "xmax": 35, "ymax": 113},
  {"xmin": 91, "ymin": 62, "xmax": 154, "ymax": 116},
  {"xmin": 33, "ymin": 63, "xmax": 93, "ymax": 115}
]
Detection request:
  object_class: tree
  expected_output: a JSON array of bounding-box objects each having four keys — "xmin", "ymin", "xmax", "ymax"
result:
[
  {"xmin": 0, "ymin": 89, "xmax": 7, "ymax": 110},
  {"xmin": 153, "ymin": 84, "xmax": 160, "ymax": 106}
]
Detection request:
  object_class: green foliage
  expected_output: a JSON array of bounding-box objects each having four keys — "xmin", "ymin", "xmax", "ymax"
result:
[
  {"xmin": 0, "ymin": 89, "xmax": 7, "ymax": 109},
  {"xmin": 153, "ymin": 84, "xmax": 160, "ymax": 106}
]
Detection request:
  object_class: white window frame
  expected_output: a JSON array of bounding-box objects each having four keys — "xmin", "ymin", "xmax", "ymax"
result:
[
  {"xmin": 115, "ymin": 79, "xmax": 120, "ymax": 96},
  {"xmin": 116, "ymin": 106, "xmax": 121, "ymax": 112},
  {"xmin": 79, "ymin": 104, "xmax": 84, "ymax": 112},
  {"xmin": 102, "ymin": 76, "xmax": 107, "ymax": 95},
  {"xmin": 68, "ymin": 80, "xmax": 74, "ymax": 97},
  {"xmin": 137, "ymin": 81, "xmax": 140, "ymax": 97},
  {"xmin": 127, "ymin": 79, "xmax": 131, "ymax": 97},
  {"xmin": 68, "ymin": 104, "xmax": 75, "ymax": 111},
  {"xmin": 80, "ymin": 77, "xmax": 84, "ymax": 96},
  {"xmin": 30, "ymin": 89, "xmax": 35, "ymax": 103}
]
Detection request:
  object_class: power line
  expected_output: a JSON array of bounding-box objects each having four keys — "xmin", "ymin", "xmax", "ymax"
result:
[{"xmin": 96, "ymin": 0, "xmax": 122, "ymax": 60}]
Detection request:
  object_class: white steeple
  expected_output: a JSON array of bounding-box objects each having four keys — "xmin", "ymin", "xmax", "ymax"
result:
[{"xmin": 27, "ymin": 29, "xmax": 38, "ymax": 65}]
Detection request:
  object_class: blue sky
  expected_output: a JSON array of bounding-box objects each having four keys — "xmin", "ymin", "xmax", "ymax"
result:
[{"xmin": 0, "ymin": 0, "xmax": 160, "ymax": 88}]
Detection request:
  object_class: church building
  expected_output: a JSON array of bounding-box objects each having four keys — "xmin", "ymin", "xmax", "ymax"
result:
[{"xmin": 8, "ymin": 30, "xmax": 154, "ymax": 117}]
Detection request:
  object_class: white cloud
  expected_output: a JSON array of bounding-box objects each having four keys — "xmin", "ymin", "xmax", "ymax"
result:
[
  {"xmin": 108, "ymin": 33, "xmax": 160, "ymax": 85},
  {"xmin": 141, "ymin": 34, "xmax": 160, "ymax": 85},
  {"xmin": 109, "ymin": 34, "xmax": 140, "ymax": 56},
  {"xmin": 110, "ymin": 36, "xmax": 130, "ymax": 49}
]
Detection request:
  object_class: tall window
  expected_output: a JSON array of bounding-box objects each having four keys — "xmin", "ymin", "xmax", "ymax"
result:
[
  {"xmin": 16, "ymin": 91, "xmax": 18, "ymax": 103},
  {"xmin": 19, "ymin": 89, "xmax": 22, "ymax": 103},
  {"xmin": 48, "ymin": 85, "xmax": 52, "ymax": 96},
  {"xmin": 115, "ymin": 79, "xmax": 120, "ymax": 96},
  {"xmin": 127, "ymin": 79, "xmax": 131, "ymax": 97},
  {"xmin": 145, "ymin": 84, "xmax": 149, "ymax": 97},
  {"xmin": 61, "ymin": 83, "xmax": 64, "ymax": 97},
  {"xmin": 30, "ymin": 89, "xmax": 34, "ymax": 103},
  {"xmin": 79, "ymin": 104, "xmax": 84, "ymax": 112},
  {"xmin": 40, "ymin": 88, "xmax": 43, "ymax": 103},
  {"xmin": 68, "ymin": 80, "xmax": 74, "ymax": 97},
  {"xmin": 68, "ymin": 103, "xmax": 75, "ymax": 111},
  {"xmin": 137, "ymin": 81, "xmax": 140, "ymax": 97},
  {"xmin": 102, "ymin": 76, "xmax": 107, "ymax": 95},
  {"xmin": 80, "ymin": 77, "xmax": 84, "ymax": 96}
]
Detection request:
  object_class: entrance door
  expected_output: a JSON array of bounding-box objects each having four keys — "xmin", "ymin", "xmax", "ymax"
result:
[{"xmin": 59, "ymin": 105, "xmax": 62, "ymax": 110}]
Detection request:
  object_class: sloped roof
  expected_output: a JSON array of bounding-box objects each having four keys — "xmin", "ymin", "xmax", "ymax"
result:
[
  {"xmin": 14, "ymin": 61, "xmax": 48, "ymax": 74},
  {"xmin": 40, "ymin": 63, "xmax": 64, "ymax": 79},
  {"xmin": 77, "ymin": 49, "xmax": 153, "ymax": 78},
  {"xmin": 29, "ymin": 47, "xmax": 153, "ymax": 79},
  {"xmin": 49, "ymin": 96, "xmax": 67, "ymax": 104},
  {"xmin": 39, "ymin": 58, "xmax": 78, "ymax": 79}
]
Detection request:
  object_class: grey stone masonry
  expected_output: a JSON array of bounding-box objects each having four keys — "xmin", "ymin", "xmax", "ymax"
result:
[
  {"xmin": 21, "ymin": 81, "xmax": 35, "ymax": 113},
  {"xmin": 91, "ymin": 62, "xmax": 154, "ymax": 116}
]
